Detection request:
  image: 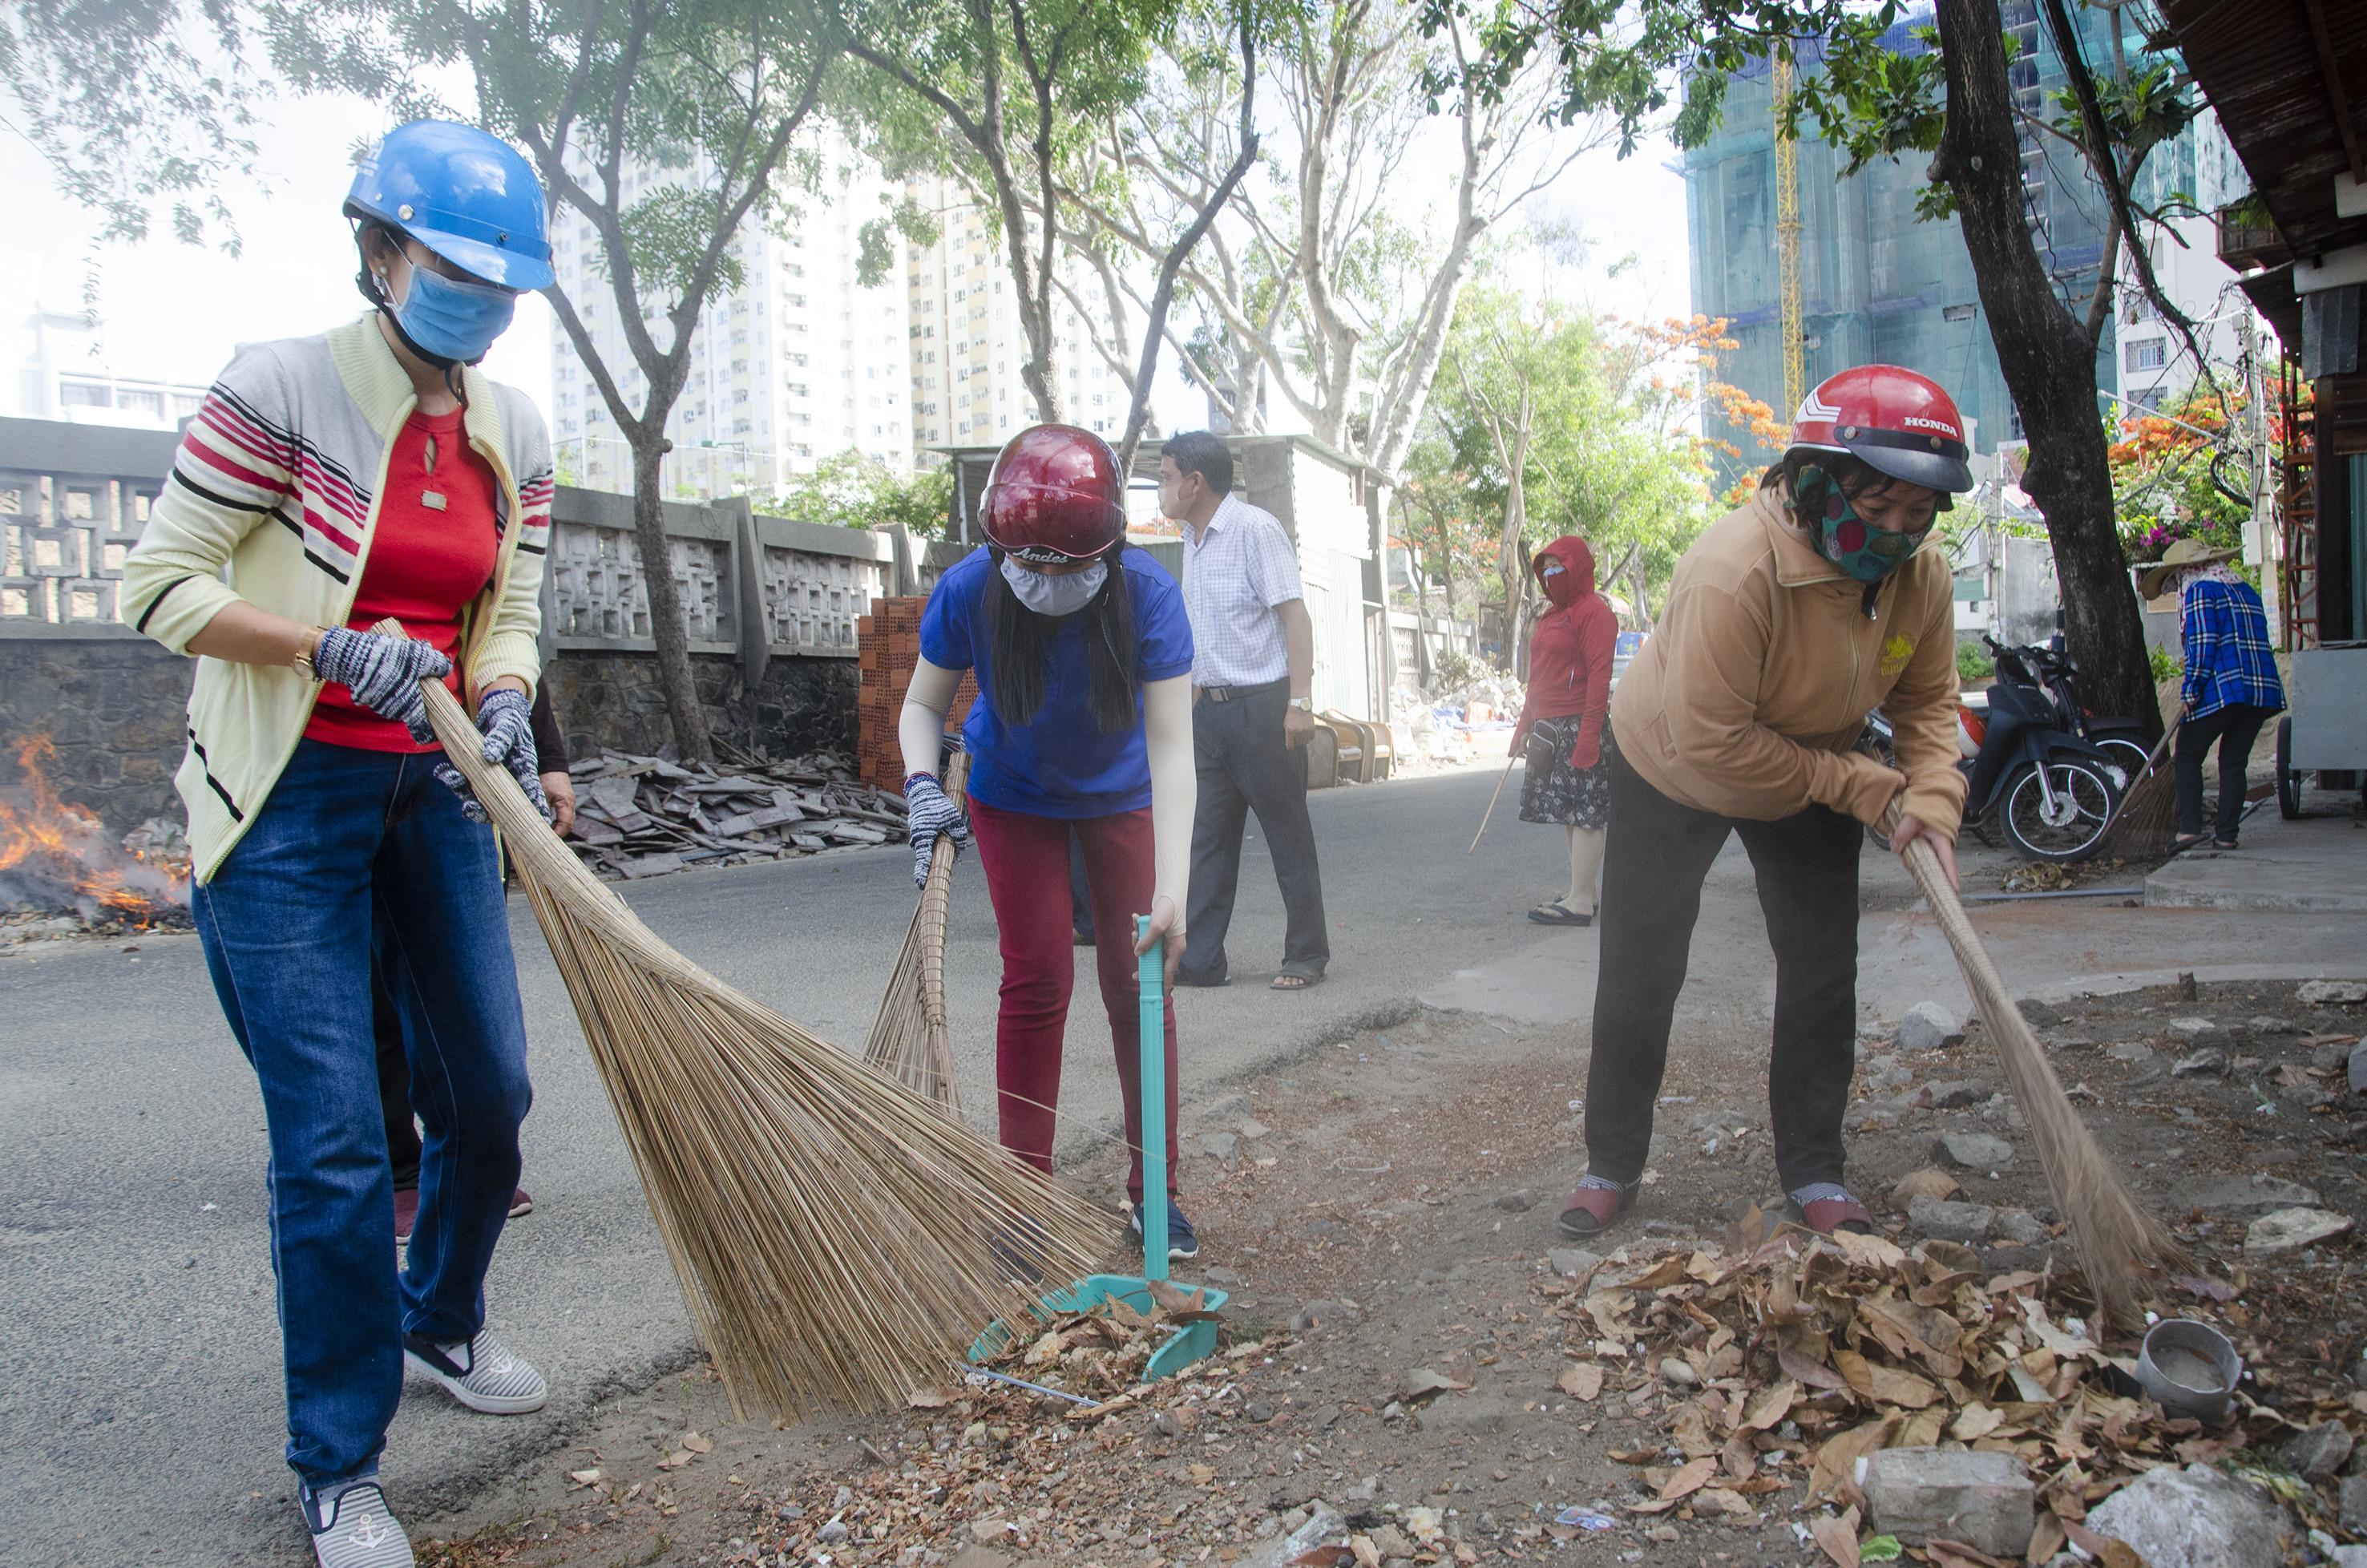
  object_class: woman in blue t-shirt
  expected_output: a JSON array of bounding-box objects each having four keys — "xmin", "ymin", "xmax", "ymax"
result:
[{"xmin": 899, "ymin": 426, "xmax": 1202, "ymax": 1259}]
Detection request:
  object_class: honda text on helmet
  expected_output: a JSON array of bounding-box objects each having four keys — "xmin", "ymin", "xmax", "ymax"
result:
[
  {"xmin": 1785, "ymin": 365, "xmax": 1973, "ymax": 585},
  {"xmin": 345, "ymin": 120, "xmax": 554, "ymax": 368}
]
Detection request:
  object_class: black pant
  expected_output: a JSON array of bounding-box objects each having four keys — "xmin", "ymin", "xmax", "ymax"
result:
[
  {"xmin": 1585, "ymin": 746, "xmax": 1862, "ymax": 1195},
  {"xmin": 1183, "ymin": 680, "xmax": 1330, "ymax": 980},
  {"xmin": 2175, "ymin": 701, "xmax": 2273, "ymax": 840},
  {"xmin": 373, "ymin": 951, "xmax": 424, "ymax": 1191}
]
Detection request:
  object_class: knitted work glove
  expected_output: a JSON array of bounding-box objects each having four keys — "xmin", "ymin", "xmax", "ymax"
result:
[
  {"xmin": 433, "ymin": 689, "xmax": 551, "ymax": 825},
  {"xmin": 311, "ymin": 627, "xmax": 450, "ymax": 742},
  {"xmin": 903, "ymin": 772, "xmax": 971, "ymax": 889}
]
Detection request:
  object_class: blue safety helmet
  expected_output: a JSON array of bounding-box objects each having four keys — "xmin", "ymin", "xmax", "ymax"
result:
[{"xmin": 345, "ymin": 120, "xmax": 554, "ymax": 293}]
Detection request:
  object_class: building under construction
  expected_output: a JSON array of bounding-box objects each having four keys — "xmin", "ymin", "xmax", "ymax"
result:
[{"xmin": 1683, "ymin": 3, "xmax": 2235, "ymax": 476}]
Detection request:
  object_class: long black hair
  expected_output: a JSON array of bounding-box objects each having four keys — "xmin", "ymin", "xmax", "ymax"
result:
[{"xmin": 980, "ymin": 549, "xmax": 1141, "ymax": 732}]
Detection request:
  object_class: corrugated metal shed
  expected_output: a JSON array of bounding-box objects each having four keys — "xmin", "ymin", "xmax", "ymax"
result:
[{"xmin": 2160, "ymin": 0, "xmax": 2367, "ymax": 264}]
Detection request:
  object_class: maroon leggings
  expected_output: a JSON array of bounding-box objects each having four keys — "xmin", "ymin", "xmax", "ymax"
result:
[{"xmin": 967, "ymin": 796, "xmax": 1181, "ymax": 1205}]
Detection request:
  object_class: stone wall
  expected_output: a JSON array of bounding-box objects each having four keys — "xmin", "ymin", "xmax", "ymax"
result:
[
  {"xmin": 539, "ymin": 649, "xmax": 858, "ymax": 764},
  {"xmin": 0, "ymin": 635, "xmax": 193, "ymax": 829}
]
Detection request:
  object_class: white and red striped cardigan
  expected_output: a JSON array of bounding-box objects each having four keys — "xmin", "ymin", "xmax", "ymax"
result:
[{"xmin": 121, "ymin": 316, "xmax": 553, "ymax": 882}]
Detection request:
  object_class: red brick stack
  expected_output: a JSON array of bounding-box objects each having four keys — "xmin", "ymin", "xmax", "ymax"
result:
[{"xmin": 858, "ymin": 597, "xmax": 976, "ymax": 788}]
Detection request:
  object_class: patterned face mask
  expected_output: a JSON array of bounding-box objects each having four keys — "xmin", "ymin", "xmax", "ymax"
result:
[{"xmin": 1796, "ymin": 464, "xmax": 1931, "ymax": 584}]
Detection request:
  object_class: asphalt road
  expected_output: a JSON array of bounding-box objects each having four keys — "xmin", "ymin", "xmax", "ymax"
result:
[{"xmin": 4, "ymin": 760, "xmax": 2361, "ymax": 1566}]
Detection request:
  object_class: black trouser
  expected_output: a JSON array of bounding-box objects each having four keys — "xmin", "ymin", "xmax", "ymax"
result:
[
  {"xmin": 373, "ymin": 956, "xmax": 424, "ymax": 1191},
  {"xmin": 2175, "ymin": 701, "xmax": 2274, "ymax": 840},
  {"xmin": 1183, "ymin": 679, "xmax": 1330, "ymax": 980},
  {"xmin": 1585, "ymin": 746, "xmax": 1862, "ymax": 1195}
]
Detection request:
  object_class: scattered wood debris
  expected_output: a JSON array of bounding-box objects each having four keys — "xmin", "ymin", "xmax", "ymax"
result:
[
  {"xmin": 972, "ymin": 1281, "xmax": 1221, "ymax": 1403},
  {"xmin": 563, "ymin": 744, "xmax": 906, "ymax": 880}
]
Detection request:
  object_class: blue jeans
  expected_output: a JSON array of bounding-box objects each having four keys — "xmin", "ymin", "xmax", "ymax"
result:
[{"xmin": 193, "ymin": 739, "xmax": 532, "ymax": 1487}]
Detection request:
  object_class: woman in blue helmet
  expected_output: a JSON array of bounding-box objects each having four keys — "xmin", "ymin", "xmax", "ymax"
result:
[{"xmin": 120, "ymin": 120, "xmax": 558, "ymax": 1568}]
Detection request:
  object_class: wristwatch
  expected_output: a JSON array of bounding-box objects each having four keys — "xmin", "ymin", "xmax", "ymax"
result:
[
  {"xmin": 293, "ymin": 627, "xmax": 328, "ymax": 681},
  {"xmin": 1288, "ymin": 697, "xmax": 1314, "ymax": 713}
]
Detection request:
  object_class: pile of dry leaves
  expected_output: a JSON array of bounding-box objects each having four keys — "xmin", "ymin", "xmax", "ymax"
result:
[
  {"xmin": 1538, "ymin": 1210, "xmax": 2364, "ymax": 1563},
  {"xmin": 974, "ymin": 1279, "xmax": 1226, "ymax": 1407}
]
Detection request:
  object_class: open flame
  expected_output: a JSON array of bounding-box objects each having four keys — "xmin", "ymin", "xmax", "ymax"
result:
[{"xmin": 0, "ymin": 736, "xmax": 191, "ymax": 928}]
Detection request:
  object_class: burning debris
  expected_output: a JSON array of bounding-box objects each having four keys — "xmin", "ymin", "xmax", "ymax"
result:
[
  {"xmin": 563, "ymin": 746, "xmax": 907, "ymax": 881},
  {"xmin": 0, "ymin": 738, "xmax": 191, "ymax": 937}
]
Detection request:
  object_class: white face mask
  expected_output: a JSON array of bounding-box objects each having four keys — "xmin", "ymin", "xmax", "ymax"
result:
[{"xmin": 1001, "ymin": 556, "xmax": 1107, "ymax": 618}]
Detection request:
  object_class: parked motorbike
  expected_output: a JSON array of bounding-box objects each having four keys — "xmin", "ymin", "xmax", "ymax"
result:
[
  {"xmin": 1861, "ymin": 636, "xmax": 2126, "ymax": 863},
  {"xmin": 2018, "ymin": 638, "xmax": 2148, "ymax": 787}
]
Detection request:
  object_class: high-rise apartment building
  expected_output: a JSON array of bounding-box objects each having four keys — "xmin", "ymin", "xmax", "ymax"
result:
[
  {"xmin": 547, "ymin": 129, "xmax": 914, "ymax": 498},
  {"xmin": 1682, "ymin": 4, "xmax": 2244, "ymax": 473},
  {"xmin": 904, "ymin": 176, "xmax": 1135, "ymax": 453}
]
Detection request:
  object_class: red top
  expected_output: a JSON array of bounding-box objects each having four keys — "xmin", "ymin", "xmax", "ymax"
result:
[
  {"xmin": 305, "ymin": 407, "xmax": 499, "ymax": 752},
  {"xmin": 1514, "ymin": 535, "xmax": 1617, "ymax": 743}
]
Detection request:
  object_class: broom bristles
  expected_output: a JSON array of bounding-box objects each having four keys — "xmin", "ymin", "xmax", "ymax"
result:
[
  {"xmin": 2098, "ymin": 725, "xmax": 2179, "ymax": 859},
  {"xmin": 1896, "ymin": 828, "xmax": 2180, "ymax": 1328},
  {"xmin": 864, "ymin": 750, "xmax": 967, "ymax": 1111},
  {"xmin": 411, "ymin": 666, "xmax": 1117, "ymax": 1421}
]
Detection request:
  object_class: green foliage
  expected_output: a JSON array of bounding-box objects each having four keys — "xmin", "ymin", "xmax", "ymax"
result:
[
  {"xmin": 769, "ymin": 451, "xmax": 953, "ymax": 539},
  {"xmin": 2149, "ymin": 645, "xmax": 2179, "ymax": 685},
  {"xmin": 2109, "ymin": 386, "xmax": 2252, "ymax": 564},
  {"xmin": 1, "ymin": 0, "xmax": 261, "ymax": 252},
  {"xmin": 1957, "ymin": 642, "xmax": 1994, "ymax": 683}
]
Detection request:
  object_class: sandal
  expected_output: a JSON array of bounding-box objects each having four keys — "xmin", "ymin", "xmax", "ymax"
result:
[
  {"xmin": 2167, "ymin": 834, "xmax": 2209, "ymax": 856},
  {"xmin": 1270, "ymin": 964, "xmax": 1325, "ymax": 992},
  {"xmin": 1785, "ymin": 1189, "xmax": 1873, "ymax": 1236},
  {"xmin": 1528, "ymin": 900, "xmax": 1594, "ymax": 927},
  {"xmin": 1556, "ymin": 1178, "xmax": 1638, "ymax": 1238}
]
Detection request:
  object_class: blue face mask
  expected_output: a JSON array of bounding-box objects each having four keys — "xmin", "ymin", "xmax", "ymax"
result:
[
  {"xmin": 391, "ymin": 263, "xmax": 519, "ymax": 365},
  {"xmin": 1796, "ymin": 464, "xmax": 1931, "ymax": 584}
]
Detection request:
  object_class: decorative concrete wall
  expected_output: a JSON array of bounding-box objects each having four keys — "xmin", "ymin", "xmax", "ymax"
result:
[{"xmin": 0, "ymin": 415, "xmax": 893, "ymax": 829}]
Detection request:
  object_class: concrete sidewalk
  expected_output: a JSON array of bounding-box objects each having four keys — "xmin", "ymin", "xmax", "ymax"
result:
[{"xmin": 2145, "ymin": 786, "xmax": 2367, "ymax": 911}]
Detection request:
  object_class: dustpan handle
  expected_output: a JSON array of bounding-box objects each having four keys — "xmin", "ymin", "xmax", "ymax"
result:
[{"xmin": 1136, "ymin": 913, "xmax": 1167, "ymax": 1283}]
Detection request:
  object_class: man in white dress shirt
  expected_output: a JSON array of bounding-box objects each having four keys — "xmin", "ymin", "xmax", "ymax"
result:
[{"xmin": 1160, "ymin": 432, "xmax": 1331, "ymax": 991}]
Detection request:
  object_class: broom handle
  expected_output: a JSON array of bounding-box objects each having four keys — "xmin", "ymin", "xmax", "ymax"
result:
[
  {"xmin": 1468, "ymin": 754, "xmax": 1518, "ymax": 854},
  {"xmin": 1896, "ymin": 830, "xmax": 2020, "ymax": 1006},
  {"xmin": 916, "ymin": 750, "xmax": 970, "ymax": 1026},
  {"xmin": 1137, "ymin": 913, "xmax": 1168, "ymax": 1283},
  {"xmin": 2098, "ymin": 721, "xmax": 2178, "ymax": 835}
]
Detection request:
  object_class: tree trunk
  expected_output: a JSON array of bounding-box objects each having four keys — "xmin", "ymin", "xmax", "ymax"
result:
[
  {"xmin": 1931, "ymin": 0, "xmax": 2159, "ymax": 740},
  {"xmin": 631, "ymin": 438, "xmax": 716, "ymax": 765}
]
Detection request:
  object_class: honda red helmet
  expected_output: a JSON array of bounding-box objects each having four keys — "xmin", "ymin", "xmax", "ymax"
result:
[
  {"xmin": 1787, "ymin": 366, "xmax": 1973, "ymax": 495},
  {"xmin": 981, "ymin": 424, "xmax": 1128, "ymax": 563}
]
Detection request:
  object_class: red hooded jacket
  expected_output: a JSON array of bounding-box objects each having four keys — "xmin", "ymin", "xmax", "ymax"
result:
[{"xmin": 1512, "ymin": 536, "xmax": 1618, "ymax": 767}]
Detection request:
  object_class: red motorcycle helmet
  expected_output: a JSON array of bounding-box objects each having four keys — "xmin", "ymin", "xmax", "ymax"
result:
[
  {"xmin": 981, "ymin": 424, "xmax": 1128, "ymax": 563},
  {"xmin": 1787, "ymin": 366, "xmax": 1974, "ymax": 495}
]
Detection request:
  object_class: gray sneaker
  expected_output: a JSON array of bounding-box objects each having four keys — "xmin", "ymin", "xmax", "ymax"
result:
[
  {"xmin": 301, "ymin": 1477, "xmax": 413, "ymax": 1568},
  {"xmin": 402, "ymin": 1328, "xmax": 547, "ymax": 1414}
]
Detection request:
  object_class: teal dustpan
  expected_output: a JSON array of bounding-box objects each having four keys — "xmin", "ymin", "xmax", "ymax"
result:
[{"xmin": 968, "ymin": 915, "xmax": 1226, "ymax": 1388}]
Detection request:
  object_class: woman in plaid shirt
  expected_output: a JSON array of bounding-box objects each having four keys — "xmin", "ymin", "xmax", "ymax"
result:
[{"xmin": 2140, "ymin": 540, "xmax": 2285, "ymax": 851}]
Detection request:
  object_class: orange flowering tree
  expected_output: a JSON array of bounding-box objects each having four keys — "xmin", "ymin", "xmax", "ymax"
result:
[{"xmin": 2108, "ymin": 386, "xmax": 2259, "ymax": 565}]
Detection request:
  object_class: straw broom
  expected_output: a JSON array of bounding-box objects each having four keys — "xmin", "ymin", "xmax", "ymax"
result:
[
  {"xmin": 400, "ymin": 641, "xmax": 1118, "ymax": 1421},
  {"xmin": 2099, "ymin": 724, "xmax": 2179, "ymax": 859},
  {"xmin": 1888, "ymin": 808, "xmax": 2179, "ymax": 1327},
  {"xmin": 864, "ymin": 749, "xmax": 968, "ymax": 1111}
]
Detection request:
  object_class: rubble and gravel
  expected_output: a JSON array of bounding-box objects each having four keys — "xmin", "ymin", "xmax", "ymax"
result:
[{"xmin": 561, "ymin": 746, "xmax": 906, "ymax": 880}]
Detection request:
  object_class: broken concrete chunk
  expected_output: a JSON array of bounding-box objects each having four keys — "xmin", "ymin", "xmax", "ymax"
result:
[
  {"xmin": 1993, "ymin": 1208, "xmax": 2049, "ymax": 1246},
  {"xmin": 1236, "ymin": 1117, "xmax": 1273, "ymax": 1140},
  {"xmin": 1925, "ymin": 1080, "xmax": 1987, "ymax": 1109},
  {"xmin": 2247, "ymin": 1015, "xmax": 2300, "ymax": 1034},
  {"xmin": 2242, "ymin": 1206, "xmax": 2354, "ymax": 1255},
  {"xmin": 1193, "ymin": 1131, "xmax": 1240, "ymax": 1162},
  {"xmin": 2082, "ymin": 1462, "xmax": 2296, "ymax": 1568},
  {"xmin": 2174, "ymin": 1174, "xmax": 2324, "ymax": 1215},
  {"xmin": 1861, "ymin": 1446, "xmax": 2034, "ymax": 1557},
  {"xmin": 2351, "ymin": 1041, "xmax": 2367, "ymax": 1096},
  {"xmin": 2342, "ymin": 1473, "xmax": 2367, "ymax": 1535},
  {"xmin": 2297, "ymin": 980, "xmax": 2367, "ymax": 1006},
  {"xmin": 2172, "ymin": 1049, "xmax": 2228, "ymax": 1077},
  {"xmin": 1242, "ymin": 1504, "xmax": 1348, "ymax": 1568},
  {"xmin": 2279, "ymin": 1418, "xmax": 2354, "ymax": 1481},
  {"xmin": 1896, "ymin": 1001, "xmax": 1966, "ymax": 1053},
  {"xmin": 1931, "ymin": 1131, "xmax": 2014, "ymax": 1170},
  {"xmin": 1907, "ymin": 1195, "xmax": 1997, "ymax": 1243},
  {"xmin": 1546, "ymin": 1247, "xmax": 1604, "ymax": 1281}
]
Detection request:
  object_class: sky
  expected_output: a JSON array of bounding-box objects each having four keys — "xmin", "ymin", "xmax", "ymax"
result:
[{"xmin": 1, "ymin": 88, "xmax": 1691, "ymax": 443}]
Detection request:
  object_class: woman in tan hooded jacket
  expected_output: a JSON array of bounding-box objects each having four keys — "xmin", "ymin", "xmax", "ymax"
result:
[{"xmin": 1558, "ymin": 366, "xmax": 1973, "ymax": 1242}]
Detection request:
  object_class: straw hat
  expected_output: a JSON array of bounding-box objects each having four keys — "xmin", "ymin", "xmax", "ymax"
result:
[{"xmin": 2138, "ymin": 537, "xmax": 2238, "ymax": 600}]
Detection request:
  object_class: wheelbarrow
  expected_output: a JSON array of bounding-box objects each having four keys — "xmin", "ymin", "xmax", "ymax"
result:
[
  {"xmin": 2275, "ymin": 642, "xmax": 2367, "ymax": 818},
  {"xmin": 967, "ymin": 914, "xmax": 1227, "ymax": 1388}
]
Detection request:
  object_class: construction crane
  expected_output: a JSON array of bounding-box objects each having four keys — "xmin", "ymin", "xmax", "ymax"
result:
[{"xmin": 1773, "ymin": 51, "xmax": 1805, "ymax": 417}]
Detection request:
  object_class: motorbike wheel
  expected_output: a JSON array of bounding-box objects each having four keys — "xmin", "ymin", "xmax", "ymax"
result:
[
  {"xmin": 1999, "ymin": 758, "xmax": 2120, "ymax": 863},
  {"xmin": 2094, "ymin": 736, "xmax": 2151, "ymax": 791}
]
